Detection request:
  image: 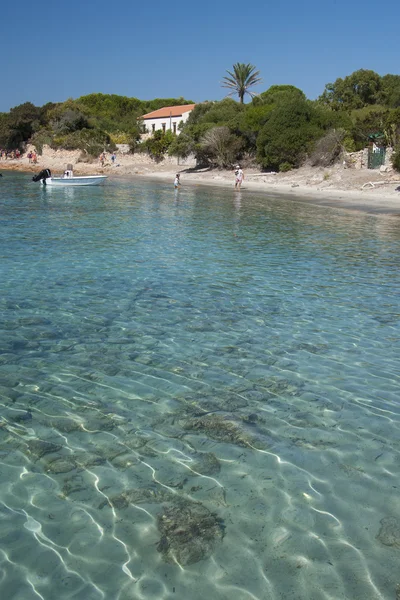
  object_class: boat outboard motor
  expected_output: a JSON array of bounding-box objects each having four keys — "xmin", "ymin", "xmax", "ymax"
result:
[{"xmin": 32, "ymin": 169, "xmax": 51, "ymax": 184}]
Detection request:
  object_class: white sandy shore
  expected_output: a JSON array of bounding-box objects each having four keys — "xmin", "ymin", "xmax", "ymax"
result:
[{"xmin": 2, "ymin": 146, "xmax": 400, "ymax": 215}]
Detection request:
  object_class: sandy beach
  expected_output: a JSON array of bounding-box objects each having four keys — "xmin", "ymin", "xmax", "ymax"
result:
[{"xmin": 2, "ymin": 145, "xmax": 400, "ymax": 214}]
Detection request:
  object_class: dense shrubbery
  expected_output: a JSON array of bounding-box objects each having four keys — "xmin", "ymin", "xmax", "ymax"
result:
[
  {"xmin": 0, "ymin": 93, "xmax": 193, "ymax": 157},
  {"xmin": 393, "ymin": 146, "xmax": 400, "ymax": 171},
  {"xmin": 256, "ymin": 99, "xmax": 322, "ymax": 170},
  {"xmin": 1, "ymin": 71, "xmax": 400, "ymax": 171},
  {"xmin": 52, "ymin": 128, "xmax": 115, "ymax": 157},
  {"xmin": 309, "ymin": 129, "xmax": 346, "ymax": 167},
  {"xmin": 139, "ymin": 130, "xmax": 175, "ymax": 161},
  {"xmin": 199, "ymin": 126, "xmax": 243, "ymax": 168}
]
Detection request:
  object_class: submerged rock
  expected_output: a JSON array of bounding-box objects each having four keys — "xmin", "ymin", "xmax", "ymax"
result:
[
  {"xmin": 191, "ymin": 452, "xmax": 221, "ymax": 476},
  {"xmin": 377, "ymin": 516, "xmax": 400, "ymax": 549},
  {"xmin": 157, "ymin": 500, "xmax": 224, "ymax": 565},
  {"xmin": 26, "ymin": 440, "xmax": 61, "ymax": 460},
  {"xmin": 45, "ymin": 457, "xmax": 77, "ymax": 474},
  {"xmin": 182, "ymin": 413, "xmax": 264, "ymax": 449},
  {"xmin": 100, "ymin": 486, "xmax": 175, "ymax": 510}
]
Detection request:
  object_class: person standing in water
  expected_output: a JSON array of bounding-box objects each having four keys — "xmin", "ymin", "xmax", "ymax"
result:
[
  {"xmin": 174, "ymin": 173, "xmax": 181, "ymax": 189},
  {"xmin": 234, "ymin": 165, "xmax": 244, "ymax": 190}
]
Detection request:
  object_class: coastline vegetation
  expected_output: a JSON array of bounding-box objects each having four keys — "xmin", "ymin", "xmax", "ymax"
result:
[{"xmin": 0, "ymin": 68, "xmax": 399, "ymax": 172}]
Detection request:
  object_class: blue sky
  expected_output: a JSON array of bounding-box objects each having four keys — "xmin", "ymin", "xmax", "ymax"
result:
[{"xmin": 1, "ymin": 0, "xmax": 399, "ymax": 112}]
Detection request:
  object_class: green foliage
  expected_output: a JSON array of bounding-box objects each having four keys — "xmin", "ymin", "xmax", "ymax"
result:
[
  {"xmin": 199, "ymin": 126, "xmax": 243, "ymax": 168},
  {"xmin": 238, "ymin": 104, "xmax": 274, "ymax": 133},
  {"xmin": 378, "ymin": 75, "xmax": 400, "ymax": 108},
  {"xmin": 30, "ymin": 129, "xmax": 53, "ymax": 155},
  {"xmin": 144, "ymin": 97, "xmax": 194, "ymax": 111},
  {"xmin": 0, "ymin": 102, "xmax": 42, "ymax": 149},
  {"xmin": 319, "ymin": 69, "xmax": 382, "ymax": 110},
  {"xmin": 200, "ymin": 98, "xmax": 245, "ymax": 126},
  {"xmin": 51, "ymin": 128, "xmax": 115, "ymax": 157},
  {"xmin": 256, "ymin": 98, "xmax": 323, "ymax": 170},
  {"xmin": 349, "ymin": 106, "xmax": 393, "ymax": 148},
  {"xmin": 392, "ymin": 145, "xmax": 400, "ymax": 172},
  {"xmin": 2, "ymin": 69, "xmax": 399, "ymax": 167},
  {"xmin": 342, "ymin": 136, "xmax": 356, "ymax": 152},
  {"xmin": 222, "ymin": 63, "xmax": 262, "ymax": 103},
  {"xmin": 254, "ymin": 85, "xmax": 306, "ymax": 106},
  {"xmin": 168, "ymin": 122, "xmax": 214, "ymax": 163},
  {"xmin": 75, "ymin": 93, "xmax": 193, "ymax": 134},
  {"xmin": 141, "ymin": 130, "xmax": 175, "ymax": 161},
  {"xmin": 51, "ymin": 109, "xmax": 89, "ymax": 134}
]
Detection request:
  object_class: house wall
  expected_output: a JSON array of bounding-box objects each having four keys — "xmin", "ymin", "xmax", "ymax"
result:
[{"xmin": 142, "ymin": 111, "xmax": 192, "ymax": 135}]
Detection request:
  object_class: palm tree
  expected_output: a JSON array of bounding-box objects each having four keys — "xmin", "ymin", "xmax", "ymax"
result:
[{"xmin": 221, "ymin": 63, "xmax": 262, "ymax": 103}]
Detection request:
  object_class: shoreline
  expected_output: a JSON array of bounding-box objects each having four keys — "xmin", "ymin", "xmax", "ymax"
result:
[
  {"xmin": 130, "ymin": 170, "xmax": 400, "ymax": 216},
  {"xmin": 2, "ymin": 151, "xmax": 400, "ymax": 215}
]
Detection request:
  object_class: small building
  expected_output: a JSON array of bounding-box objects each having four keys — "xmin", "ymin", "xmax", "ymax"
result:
[{"xmin": 140, "ymin": 104, "xmax": 195, "ymax": 135}]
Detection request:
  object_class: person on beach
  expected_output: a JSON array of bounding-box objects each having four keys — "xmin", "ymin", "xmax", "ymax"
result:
[
  {"xmin": 174, "ymin": 173, "xmax": 181, "ymax": 189},
  {"xmin": 234, "ymin": 165, "xmax": 244, "ymax": 190}
]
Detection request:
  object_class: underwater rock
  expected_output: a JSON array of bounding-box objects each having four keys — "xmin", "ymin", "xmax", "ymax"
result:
[
  {"xmin": 262, "ymin": 376, "xmax": 304, "ymax": 398},
  {"xmin": 26, "ymin": 440, "xmax": 62, "ymax": 460},
  {"xmin": 48, "ymin": 418, "xmax": 83, "ymax": 433},
  {"xmin": 109, "ymin": 453, "xmax": 139, "ymax": 469},
  {"xmin": 45, "ymin": 456, "xmax": 77, "ymax": 474},
  {"xmin": 11, "ymin": 410, "xmax": 33, "ymax": 423},
  {"xmin": 124, "ymin": 436, "xmax": 152, "ymax": 450},
  {"xmin": 192, "ymin": 452, "xmax": 221, "ymax": 476},
  {"xmin": 157, "ymin": 500, "xmax": 224, "ymax": 565},
  {"xmin": 80, "ymin": 417, "xmax": 116, "ymax": 432},
  {"xmin": 93, "ymin": 442, "xmax": 129, "ymax": 462},
  {"xmin": 377, "ymin": 516, "xmax": 400, "ymax": 549},
  {"xmin": 75, "ymin": 452, "xmax": 106, "ymax": 468},
  {"xmin": 100, "ymin": 486, "xmax": 175, "ymax": 510},
  {"xmin": 61, "ymin": 474, "xmax": 87, "ymax": 498},
  {"xmin": 293, "ymin": 342, "xmax": 328, "ymax": 354},
  {"xmin": 182, "ymin": 413, "xmax": 264, "ymax": 449}
]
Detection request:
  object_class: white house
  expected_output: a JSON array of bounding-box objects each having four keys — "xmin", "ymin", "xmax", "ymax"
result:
[{"xmin": 140, "ymin": 104, "xmax": 195, "ymax": 135}]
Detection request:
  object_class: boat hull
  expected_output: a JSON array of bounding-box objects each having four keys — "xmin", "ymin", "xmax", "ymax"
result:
[{"xmin": 44, "ymin": 176, "xmax": 107, "ymax": 186}]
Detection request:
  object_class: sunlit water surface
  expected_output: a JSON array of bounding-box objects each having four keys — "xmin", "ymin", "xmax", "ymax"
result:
[{"xmin": 1, "ymin": 173, "xmax": 400, "ymax": 600}]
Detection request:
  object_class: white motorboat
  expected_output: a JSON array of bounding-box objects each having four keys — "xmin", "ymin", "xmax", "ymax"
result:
[{"xmin": 32, "ymin": 169, "xmax": 107, "ymax": 186}]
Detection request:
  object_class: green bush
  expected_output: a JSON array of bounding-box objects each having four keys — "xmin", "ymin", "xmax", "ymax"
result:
[
  {"xmin": 30, "ymin": 130, "xmax": 53, "ymax": 155},
  {"xmin": 141, "ymin": 130, "xmax": 175, "ymax": 160},
  {"xmin": 199, "ymin": 126, "xmax": 243, "ymax": 168},
  {"xmin": 51, "ymin": 128, "xmax": 115, "ymax": 157},
  {"xmin": 257, "ymin": 99, "xmax": 322, "ymax": 170},
  {"xmin": 392, "ymin": 146, "xmax": 400, "ymax": 172}
]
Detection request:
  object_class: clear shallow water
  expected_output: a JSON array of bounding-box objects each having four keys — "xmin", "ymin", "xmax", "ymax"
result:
[{"xmin": 1, "ymin": 172, "xmax": 400, "ymax": 600}]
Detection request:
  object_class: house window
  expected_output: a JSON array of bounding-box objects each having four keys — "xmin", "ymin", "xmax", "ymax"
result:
[
  {"xmin": 173, "ymin": 122, "xmax": 177, "ymax": 134},
  {"xmin": 152, "ymin": 124, "xmax": 155, "ymax": 133},
  {"xmin": 162, "ymin": 123, "xmax": 166, "ymax": 133}
]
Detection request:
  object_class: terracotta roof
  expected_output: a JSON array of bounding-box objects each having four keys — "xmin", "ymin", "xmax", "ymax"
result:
[{"xmin": 140, "ymin": 104, "xmax": 196, "ymax": 120}]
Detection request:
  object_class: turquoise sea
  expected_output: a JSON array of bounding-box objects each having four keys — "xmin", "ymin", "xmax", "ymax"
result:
[{"xmin": 0, "ymin": 172, "xmax": 399, "ymax": 600}]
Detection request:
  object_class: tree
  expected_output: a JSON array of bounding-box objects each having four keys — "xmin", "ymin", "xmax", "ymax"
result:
[
  {"xmin": 254, "ymin": 85, "xmax": 306, "ymax": 106},
  {"xmin": 222, "ymin": 63, "xmax": 262, "ymax": 104},
  {"xmin": 200, "ymin": 126, "xmax": 243, "ymax": 168},
  {"xmin": 319, "ymin": 70, "xmax": 381, "ymax": 110},
  {"xmin": 256, "ymin": 98, "xmax": 323, "ymax": 171}
]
